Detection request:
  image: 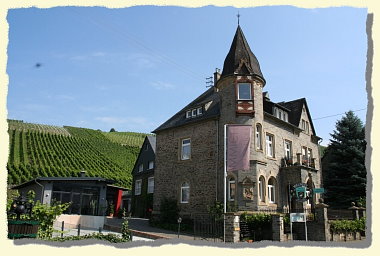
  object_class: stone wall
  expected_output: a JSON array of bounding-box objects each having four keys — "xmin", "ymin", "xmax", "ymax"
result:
[{"xmin": 153, "ymin": 119, "xmax": 219, "ymax": 216}]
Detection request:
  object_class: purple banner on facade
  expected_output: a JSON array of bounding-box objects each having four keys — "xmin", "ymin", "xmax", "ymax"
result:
[{"xmin": 227, "ymin": 125, "xmax": 251, "ymax": 171}]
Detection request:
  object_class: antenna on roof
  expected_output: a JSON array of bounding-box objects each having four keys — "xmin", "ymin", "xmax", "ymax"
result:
[
  {"xmin": 237, "ymin": 12, "xmax": 240, "ymax": 25},
  {"xmin": 206, "ymin": 76, "xmax": 213, "ymax": 88}
]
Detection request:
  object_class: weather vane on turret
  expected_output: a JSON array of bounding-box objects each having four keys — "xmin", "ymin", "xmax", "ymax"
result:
[{"xmin": 237, "ymin": 12, "xmax": 240, "ymax": 25}]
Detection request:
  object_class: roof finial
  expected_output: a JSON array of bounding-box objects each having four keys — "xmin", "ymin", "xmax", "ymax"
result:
[{"xmin": 237, "ymin": 12, "xmax": 240, "ymax": 25}]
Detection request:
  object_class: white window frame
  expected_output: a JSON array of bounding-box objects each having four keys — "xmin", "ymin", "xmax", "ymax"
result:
[
  {"xmin": 274, "ymin": 107, "xmax": 288, "ymax": 122},
  {"xmin": 147, "ymin": 177, "xmax": 154, "ymax": 194},
  {"xmin": 284, "ymin": 140, "xmax": 292, "ymax": 160},
  {"xmin": 180, "ymin": 182, "xmax": 190, "ymax": 203},
  {"xmin": 186, "ymin": 110, "xmax": 191, "ymax": 118},
  {"xmin": 228, "ymin": 178, "xmax": 236, "ymax": 201},
  {"xmin": 135, "ymin": 179, "xmax": 142, "ymax": 195},
  {"xmin": 237, "ymin": 83, "xmax": 252, "ymax": 100},
  {"xmin": 259, "ymin": 176, "xmax": 265, "ymax": 203},
  {"xmin": 256, "ymin": 124, "xmax": 263, "ymax": 150},
  {"xmin": 302, "ymin": 119, "xmax": 310, "ymax": 134},
  {"xmin": 268, "ymin": 178, "xmax": 276, "ymax": 204},
  {"xmin": 138, "ymin": 164, "xmax": 143, "ymax": 172},
  {"xmin": 148, "ymin": 161, "xmax": 154, "ymax": 170},
  {"xmin": 266, "ymin": 133, "xmax": 274, "ymax": 158},
  {"xmin": 181, "ymin": 138, "xmax": 191, "ymax": 160},
  {"xmin": 192, "ymin": 109, "xmax": 197, "ymax": 117}
]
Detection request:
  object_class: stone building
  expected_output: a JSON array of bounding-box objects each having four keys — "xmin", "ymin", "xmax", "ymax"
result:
[{"xmin": 152, "ymin": 25, "xmax": 322, "ymax": 219}]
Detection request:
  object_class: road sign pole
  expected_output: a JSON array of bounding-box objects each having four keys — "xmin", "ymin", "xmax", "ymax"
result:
[
  {"xmin": 304, "ymin": 201, "xmax": 308, "ymax": 241},
  {"xmin": 288, "ymin": 183, "xmax": 293, "ymax": 240}
]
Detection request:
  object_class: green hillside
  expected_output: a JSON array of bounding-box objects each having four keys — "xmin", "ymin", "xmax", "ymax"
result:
[
  {"xmin": 6, "ymin": 120, "xmax": 150, "ymax": 188},
  {"xmin": 102, "ymin": 131, "xmax": 146, "ymax": 147}
]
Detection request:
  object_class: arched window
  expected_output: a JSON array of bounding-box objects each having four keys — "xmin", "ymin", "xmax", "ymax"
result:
[
  {"xmin": 256, "ymin": 124, "xmax": 263, "ymax": 150},
  {"xmin": 267, "ymin": 177, "xmax": 276, "ymax": 204},
  {"xmin": 180, "ymin": 182, "xmax": 190, "ymax": 203},
  {"xmin": 228, "ymin": 177, "xmax": 236, "ymax": 201},
  {"xmin": 258, "ymin": 176, "xmax": 266, "ymax": 203}
]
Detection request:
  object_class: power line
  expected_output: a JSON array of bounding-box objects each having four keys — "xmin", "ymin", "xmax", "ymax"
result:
[
  {"xmin": 68, "ymin": 8, "xmax": 207, "ymax": 82},
  {"xmin": 312, "ymin": 108, "xmax": 367, "ymax": 121}
]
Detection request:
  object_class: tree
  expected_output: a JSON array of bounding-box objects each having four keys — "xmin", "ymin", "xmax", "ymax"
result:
[
  {"xmin": 110, "ymin": 128, "xmax": 116, "ymax": 132},
  {"xmin": 323, "ymin": 111, "xmax": 366, "ymax": 208}
]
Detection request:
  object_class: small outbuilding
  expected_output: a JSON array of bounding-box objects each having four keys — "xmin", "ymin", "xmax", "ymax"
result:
[{"xmin": 11, "ymin": 172, "xmax": 130, "ymax": 229}]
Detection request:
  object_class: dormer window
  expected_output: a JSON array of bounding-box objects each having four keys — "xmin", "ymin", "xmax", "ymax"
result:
[
  {"xmin": 274, "ymin": 107, "xmax": 288, "ymax": 122},
  {"xmin": 237, "ymin": 83, "xmax": 252, "ymax": 100},
  {"xmin": 186, "ymin": 106, "xmax": 203, "ymax": 119}
]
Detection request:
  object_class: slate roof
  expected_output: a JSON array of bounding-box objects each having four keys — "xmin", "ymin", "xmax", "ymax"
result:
[
  {"xmin": 12, "ymin": 177, "xmax": 116, "ymax": 189},
  {"xmin": 278, "ymin": 98, "xmax": 317, "ymax": 136},
  {"xmin": 153, "ymin": 87, "xmax": 220, "ymax": 133},
  {"xmin": 147, "ymin": 135, "xmax": 156, "ymax": 153},
  {"xmin": 221, "ymin": 25, "xmax": 265, "ymax": 85}
]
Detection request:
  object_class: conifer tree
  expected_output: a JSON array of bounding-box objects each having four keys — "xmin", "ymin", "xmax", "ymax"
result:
[{"xmin": 323, "ymin": 111, "xmax": 366, "ymax": 208}]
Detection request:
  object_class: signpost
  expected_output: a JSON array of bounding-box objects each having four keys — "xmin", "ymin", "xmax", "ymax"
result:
[
  {"xmin": 290, "ymin": 213, "xmax": 306, "ymax": 223},
  {"xmin": 313, "ymin": 188, "xmax": 325, "ymax": 194},
  {"xmin": 289, "ymin": 185, "xmax": 324, "ymax": 241}
]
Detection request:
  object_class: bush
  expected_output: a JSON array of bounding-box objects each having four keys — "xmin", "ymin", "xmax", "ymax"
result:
[
  {"xmin": 330, "ymin": 217, "xmax": 366, "ymax": 233},
  {"xmin": 48, "ymin": 233, "xmax": 131, "ymax": 243},
  {"xmin": 159, "ymin": 198, "xmax": 179, "ymax": 224},
  {"xmin": 240, "ymin": 212, "xmax": 273, "ymax": 241},
  {"xmin": 121, "ymin": 218, "xmax": 132, "ymax": 240},
  {"xmin": 32, "ymin": 200, "xmax": 70, "ymax": 239}
]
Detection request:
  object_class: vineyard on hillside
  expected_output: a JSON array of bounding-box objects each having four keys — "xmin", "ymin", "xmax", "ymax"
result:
[
  {"xmin": 7, "ymin": 120, "xmax": 150, "ymax": 188},
  {"xmin": 102, "ymin": 131, "xmax": 147, "ymax": 147}
]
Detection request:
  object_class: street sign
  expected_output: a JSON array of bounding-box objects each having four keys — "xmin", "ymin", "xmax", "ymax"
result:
[
  {"xmin": 293, "ymin": 184, "xmax": 308, "ymax": 202},
  {"xmin": 290, "ymin": 213, "xmax": 306, "ymax": 223},
  {"xmin": 313, "ymin": 188, "xmax": 325, "ymax": 194}
]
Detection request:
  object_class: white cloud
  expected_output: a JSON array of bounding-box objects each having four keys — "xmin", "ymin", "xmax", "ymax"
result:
[
  {"xmin": 69, "ymin": 51, "xmax": 109, "ymax": 61},
  {"xmin": 92, "ymin": 51, "xmax": 107, "ymax": 57},
  {"xmin": 42, "ymin": 93, "xmax": 75, "ymax": 101},
  {"xmin": 95, "ymin": 116, "xmax": 127, "ymax": 124},
  {"xmin": 56, "ymin": 94, "xmax": 75, "ymax": 101},
  {"xmin": 127, "ymin": 53, "xmax": 157, "ymax": 69},
  {"xmin": 150, "ymin": 81, "xmax": 175, "ymax": 90}
]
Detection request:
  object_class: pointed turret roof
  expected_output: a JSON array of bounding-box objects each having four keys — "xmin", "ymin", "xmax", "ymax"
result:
[{"xmin": 221, "ymin": 25, "xmax": 265, "ymax": 85}]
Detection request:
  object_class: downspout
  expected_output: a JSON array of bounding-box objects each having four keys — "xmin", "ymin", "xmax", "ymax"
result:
[
  {"xmin": 318, "ymin": 138, "xmax": 324, "ymax": 188},
  {"xmin": 216, "ymin": 119, "xmax": 219, "ymax": 203}
]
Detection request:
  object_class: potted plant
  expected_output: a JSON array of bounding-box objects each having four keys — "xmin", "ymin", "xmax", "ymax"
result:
[{"xmin": 108, "ymin": 202, "xmax": 115, "ymax": 217}]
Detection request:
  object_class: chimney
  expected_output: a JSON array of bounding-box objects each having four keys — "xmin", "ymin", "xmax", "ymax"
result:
[
  {"xmin": 263, "ymin": 91, "xmax": 270, "ymax": 101},
  {"xmin": 213, "ymin": 68, "xmax": 221, "ymax": 86}
]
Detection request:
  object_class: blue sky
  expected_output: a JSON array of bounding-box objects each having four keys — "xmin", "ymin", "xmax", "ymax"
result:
[{"xmin": 6, "ymin": 6, "xmax": 368, "ymax": 145}]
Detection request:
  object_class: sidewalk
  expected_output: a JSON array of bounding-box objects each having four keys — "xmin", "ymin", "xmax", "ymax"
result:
[
  {"xmin": 53, "ymin": 221, "xmax": 153, "ymax": 241},
  {"xmin": 104, "ymin": 217, "xmax": 196, "ymax": 241}
]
